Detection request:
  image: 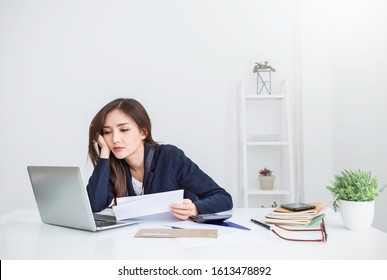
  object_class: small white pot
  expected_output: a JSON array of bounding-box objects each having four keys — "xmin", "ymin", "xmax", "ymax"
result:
[
  {"xmin": 339, "ymin": 200, "xmax": 374, "ymax": 231},
  {"xmin": 259, "ymin": 175, "xmax": 275, "ymax": 190}
]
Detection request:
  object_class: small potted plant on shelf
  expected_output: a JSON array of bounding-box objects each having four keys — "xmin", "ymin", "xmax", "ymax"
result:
[
  {"xmin": 259, "ymin": 168, "xmax": 275, "ymax": 190},
  {"xmin": 253, "ymin": 61, "xmax": 276, "ymax": 73},
  {"xmin": 253, "ymin": 60, "xmax": 276, "ymax": 95},
  {"xmin": 326, "ymin": 169, "xmax": 386, "ymax": 230}
]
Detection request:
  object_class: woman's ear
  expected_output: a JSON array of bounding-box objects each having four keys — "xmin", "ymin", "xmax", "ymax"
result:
[{"xmin": 140, "ymin": 128, "xmax": 148, "ymax": 140}]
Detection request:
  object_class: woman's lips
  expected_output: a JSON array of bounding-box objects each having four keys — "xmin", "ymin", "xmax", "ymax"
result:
[{"xmin": 113, "ymin": 147, "xmax": 124, "ymax": 152}]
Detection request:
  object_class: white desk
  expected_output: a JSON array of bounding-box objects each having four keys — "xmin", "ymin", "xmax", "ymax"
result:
[{"xmin": 1, "ymin": 208, "xmax": 387, "ymax": 260}]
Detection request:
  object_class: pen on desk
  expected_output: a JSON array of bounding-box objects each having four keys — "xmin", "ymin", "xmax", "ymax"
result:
[
  {"xmin": 170, "ymin": 226, "xmax": 183, "ymax": 229},
  {"xmin": 250, "ymin": 219, "xmax": 271, "ymax": 230}
]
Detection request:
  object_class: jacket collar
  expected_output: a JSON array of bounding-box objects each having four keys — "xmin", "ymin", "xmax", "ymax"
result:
[
  {"xmin": 125, "ymin": 143, "xmax": 156, "ymax": 196},
  {"xmin": 143, "ymin": 144, "xmax": 156, "ymax": 194}
]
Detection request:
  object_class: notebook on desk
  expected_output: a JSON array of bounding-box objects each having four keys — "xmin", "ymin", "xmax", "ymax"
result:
[{"xmin": 27, "ymin": 166, "xmax": 138, "ymax": 232}]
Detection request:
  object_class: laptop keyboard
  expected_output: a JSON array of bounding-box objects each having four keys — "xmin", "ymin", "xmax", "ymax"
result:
[
  {"xmin": 94, "ymin": 219, "xmax": 117, "ymax": 227},
  {"xmin": 93, "ymin": 214, "xmax": 117, "ymax": 227}
]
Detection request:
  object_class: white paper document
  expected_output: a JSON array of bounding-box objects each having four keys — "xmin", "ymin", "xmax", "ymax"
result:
[{"xmin": 112, "ymin": 190, "xmax": 184, "ymax": 220}]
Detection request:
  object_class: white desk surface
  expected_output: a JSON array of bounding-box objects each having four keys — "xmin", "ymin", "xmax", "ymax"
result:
[{"xmin": 1, "ymin": 207, "xmax": 387, "ymax": 260}]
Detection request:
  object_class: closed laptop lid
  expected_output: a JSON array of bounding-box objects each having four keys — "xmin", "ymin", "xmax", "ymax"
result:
[{"xmin": 27, "ymin": 166, "xmax": 97, "ymax": 231}]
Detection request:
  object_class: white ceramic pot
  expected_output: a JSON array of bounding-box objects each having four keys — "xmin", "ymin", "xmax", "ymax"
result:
[
  {"xmin": 339, "ymin": 200, "xmax": 374, "ymax": 231},
  {"xmin": 259, "ymin": 175, "xmax": 275, "ymax": 190}
]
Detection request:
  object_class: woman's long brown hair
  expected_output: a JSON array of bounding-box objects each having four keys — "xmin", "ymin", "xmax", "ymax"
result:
[{"xmin": 88, "ymin": 98, "xmax": 156, "ymax": 197}]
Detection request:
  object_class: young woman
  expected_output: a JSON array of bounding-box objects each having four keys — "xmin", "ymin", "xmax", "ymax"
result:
[{"xmin": 87, "ymin": 98, "xmax": 233, "ymax": 220}]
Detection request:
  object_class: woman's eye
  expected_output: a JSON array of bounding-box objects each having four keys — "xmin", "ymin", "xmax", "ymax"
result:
[
  {"xmin": 103, "ymin": 131, "xmax": 112, "ymax": 135},
  {"xmin": 121, "ymin": 129, "xmax": 130, "ymax": 132}
]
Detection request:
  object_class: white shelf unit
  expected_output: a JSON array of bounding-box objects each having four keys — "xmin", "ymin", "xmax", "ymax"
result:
[{"xmin": 239, "ymin": 82, "xmax": 295, "ymax": 207}]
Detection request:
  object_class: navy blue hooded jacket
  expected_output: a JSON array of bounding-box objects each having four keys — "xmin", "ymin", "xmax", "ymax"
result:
[{"xmin": 86, "ymin": 144, "xmax": 233, "ymax": 214}]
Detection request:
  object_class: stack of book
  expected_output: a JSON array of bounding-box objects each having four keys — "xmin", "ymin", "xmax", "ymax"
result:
[{"xmin": 264, "ymin": 202, "xmax": 325, "ymax": 227}]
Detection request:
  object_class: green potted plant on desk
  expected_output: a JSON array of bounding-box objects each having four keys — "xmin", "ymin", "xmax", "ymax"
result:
[
  {"xmin": 259, "ymin": 168, "xmax": 275, "ymax": 190},
  {"xmin": 326, "ymin": 169, "xmax": 386, "ymax": 230}
]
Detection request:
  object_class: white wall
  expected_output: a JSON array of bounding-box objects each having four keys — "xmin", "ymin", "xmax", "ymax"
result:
[
  {"xmin": 0, "ymin": 0, "xmax": 296, "ymax": 214},
  {"xmin": 300, "ymin": 0, "xmax": 387, "ymax": 232},
  {"xmin": 329, "ymin": 0, "xmax": 387, "ymax": 232},
  {"xmin": 298, "ymin": 1, "xmax": 334, "ymax": 205}
]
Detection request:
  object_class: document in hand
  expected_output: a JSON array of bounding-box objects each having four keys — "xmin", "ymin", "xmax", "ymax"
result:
[{"xmin": 112, "ymin": 190, "xmax": 184, "ymax": 220}]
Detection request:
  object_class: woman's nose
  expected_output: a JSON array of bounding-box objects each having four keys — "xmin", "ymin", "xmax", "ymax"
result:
[{"xmin": 112, "ymin": 132, "xmax": 121, "ymax": 143}]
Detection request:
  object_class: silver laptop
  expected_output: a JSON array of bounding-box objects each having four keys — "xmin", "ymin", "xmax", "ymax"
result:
[{"xmin": 27, "ymin": 166, "xmax": 138, "ymax": 232}]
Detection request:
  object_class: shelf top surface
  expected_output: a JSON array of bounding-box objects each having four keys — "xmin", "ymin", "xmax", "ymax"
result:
[
  {"xmin": 247, "ymin": 189, "xmax": 291, "ymax": 194},
  {"xmin": 246, "ymin": 141, "xmax": 289, "ymax": 146},
  {"xmin": 243, "ymin": 95, "xmax": 286, "ymax": 99}
]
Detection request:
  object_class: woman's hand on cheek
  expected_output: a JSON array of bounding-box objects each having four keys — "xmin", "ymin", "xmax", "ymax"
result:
[
  {"xmin": 170, "ymin": 199, "xmax": 199, "ymax": 220},
  {"xmin": 97, "ymin": 134, "xmax": 110, "ymax": 158}
]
